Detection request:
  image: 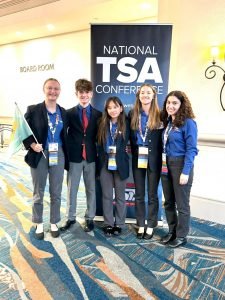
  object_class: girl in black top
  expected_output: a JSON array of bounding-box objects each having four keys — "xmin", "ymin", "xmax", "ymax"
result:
[
  {"xmin": 97, "ymin": 96, "xmax": 130, "ymax": 236},
  {"xmin": 129, "ymin": 83, "xmax": 163, "ymax": 239}
]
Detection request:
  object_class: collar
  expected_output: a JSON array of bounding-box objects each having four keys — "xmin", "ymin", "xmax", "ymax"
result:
[{"xmin": 78, "ymin": 103, "xmax": 91, "ymax": 110}]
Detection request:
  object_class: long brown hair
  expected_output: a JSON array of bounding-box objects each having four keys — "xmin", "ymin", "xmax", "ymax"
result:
[
  {"xmin": 130, "ymin": 83, "xmax": 161, "ymax": 130},
  {"xmin": 97, "ymin": 96, "xmax": 126, "ymax": 145},
  {"xmin": 161, "ymin": 90, "xmax": 195, "ymax": 128}
]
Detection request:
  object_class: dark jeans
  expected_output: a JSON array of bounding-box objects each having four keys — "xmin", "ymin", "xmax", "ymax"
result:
[
  {"xmin": 132, "ymin": 162, "xmax": 160, "ymax": 228},
  {"xmin": 161, "ymin": 157, "xmax": 194, "ymax": 238}
]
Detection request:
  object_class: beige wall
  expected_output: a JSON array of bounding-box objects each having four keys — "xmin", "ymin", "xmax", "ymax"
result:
[
  {"xmin": 158, "ymin": 0, "xmax": 225, "ymax": 212},
  {"xmin": 0, "ymin": 30, "xmax": 90, "ymax": 116},
  {"xmin": 158, "ymin": 0, "xmax": 225, "ymax": 135}
]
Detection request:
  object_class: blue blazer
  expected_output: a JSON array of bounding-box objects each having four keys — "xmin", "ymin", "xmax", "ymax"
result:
[{"xmin": 97, "ymin": 118, "xmax": 130, "ymax": 180}]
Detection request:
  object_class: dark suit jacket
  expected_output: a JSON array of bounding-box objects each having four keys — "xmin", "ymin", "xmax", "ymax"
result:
[
  {"xmin": 67, "ymin": 104, "xmax": 102, "ymax": 163},
  {"xmin": 97, "ymin": 118, "xmax": 130, "ymax": 180},
  {"xmin": 128, "ymin": 110, "xmax": 163, "ymax": 172},
  {"xmin": 23, "ymin": 101, "xmax": 69, "ymax": 169}
]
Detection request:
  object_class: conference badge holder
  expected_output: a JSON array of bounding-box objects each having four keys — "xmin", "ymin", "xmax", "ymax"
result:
[
  {"xmin": 48, "ymin": 142, "xmax": 58, "ymax": 166},
  {"xmin": 138, "ymin": 146, "xmax": 148, "ymax": 168},
  {"xmin": 108, "ymin": 146, "xmax": 117, "ymax": 170},
  {"xmin": 161, "ymin": 153, "xmax": 168, "ymax": 175}
]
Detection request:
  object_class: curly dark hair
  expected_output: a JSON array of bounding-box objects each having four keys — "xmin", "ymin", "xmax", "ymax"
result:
[{"xmin": 161, "ymin": 90, "xmax": 195, "ymax": 128}]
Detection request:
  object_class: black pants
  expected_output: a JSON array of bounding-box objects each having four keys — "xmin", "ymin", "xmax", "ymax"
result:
[
  {"xmin": 161, "ymin": 157, "xmax": 193, "ymax": 238},
  {"xmin": 132, "ymin": 161, "xmax": 160, "ymax": 228}
]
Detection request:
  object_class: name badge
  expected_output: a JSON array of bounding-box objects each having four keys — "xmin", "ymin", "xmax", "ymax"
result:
[
  {"xmin": 49, "ymin": 142, "xmax": 58, "ymax": 152},
  {"xmin": 138, "ymin": 146, "xmax": 148, "ymax": 169},
  {"xmin": 161, "ymin": 153, "xmax": 168, "ymax": 175},
  {"xmin": 48, "ymin": 142, "xmax": 58, "ymax": 166},
  {"xmin": 108, "ymin": 146, "xmax": 117, "ymax": 170}
]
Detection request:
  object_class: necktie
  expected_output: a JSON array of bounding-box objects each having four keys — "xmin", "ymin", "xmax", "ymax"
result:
[{"xmin": 82, "ymin": 108, "xmax": 88, "ymax": 160}]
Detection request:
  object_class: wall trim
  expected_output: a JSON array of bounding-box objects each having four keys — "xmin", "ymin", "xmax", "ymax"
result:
[
  {"xmin": 191, "ymin": 196, "xmax": 225, "ymax": 225},
  {"xmin": 198, "ymin": 134, "xmax": 225, "ymax": 148}
]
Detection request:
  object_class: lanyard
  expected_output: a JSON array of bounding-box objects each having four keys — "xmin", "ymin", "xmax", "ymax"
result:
[
  {"xmin": 110, "ymin": 121, "xmax": 118, "ymax": 145},
  {"xmin": 163, "ymin": 122, "xmax": 173, "ymax": 152},
  {"xmin": 138, "ymin": 114, "xmax": 148, "ymax": 143},
  {"xmin": 47, "ymin": 113, "xmax": 59, "ymax": 141}
]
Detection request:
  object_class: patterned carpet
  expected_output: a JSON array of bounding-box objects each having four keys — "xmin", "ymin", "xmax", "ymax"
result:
[{"xmin": 0, "ymin": 149, "xmax": 225, "ymax": 300}]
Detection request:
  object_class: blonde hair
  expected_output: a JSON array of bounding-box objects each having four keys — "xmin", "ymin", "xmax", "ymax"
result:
[{"xmin": 130, "ymin": 83, "xmax": 161, "ymax": 130}]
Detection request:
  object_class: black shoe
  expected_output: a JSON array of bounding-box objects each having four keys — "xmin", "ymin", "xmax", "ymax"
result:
[
  {"xmin": 160, "ymin": 232, "xmax": 176, "ymax": 245},
  {"xmin": 60, "ymin": 219, "xmax": 76, "ymax": 231},
  {"xmin": 143, "ymin": 232, "xmax": 154, "ymax": 240},
  {"xmin": 167, "ymin": 237, "xmax": 187, "ymax": 248},
  {"xmin": 103, "ymin": 225, "xmax": 113, "ymax": 237},
  {"xmin": 137, "ymin": 232, "xmax": 145, "ymax": 239},
  {"xmin": 84, "ymin": 220, "xmax": 94, "ymax": 232},
  {"xmin": 34, "ymin": 226, "xmax": 44, "ymax": 240},
  {"xmin": 113, "ymin": 225, "xmax": 122, "ymax": 236},
  {"xmin": 50, "ymin": 225, "xmax": 60, "ymax": 238}
]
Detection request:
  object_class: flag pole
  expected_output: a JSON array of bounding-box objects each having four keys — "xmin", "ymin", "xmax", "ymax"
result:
[{"xmin": 15, "ymin": 102, "xmax": 47, "ymax": 159}]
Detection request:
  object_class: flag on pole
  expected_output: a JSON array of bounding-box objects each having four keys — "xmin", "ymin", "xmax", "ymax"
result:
[{"xmin": 7, "ymin": 103, "xmax": 33, "ymax": 158}]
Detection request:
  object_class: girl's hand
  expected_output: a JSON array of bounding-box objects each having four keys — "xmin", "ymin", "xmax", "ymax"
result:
[
  {"xmin": 179, "ymin": 173, "xmax": 189, "ymax": 185},
  {"xmin": 31, "ymin": 142, "xmax": 43, "ymax": 152}
]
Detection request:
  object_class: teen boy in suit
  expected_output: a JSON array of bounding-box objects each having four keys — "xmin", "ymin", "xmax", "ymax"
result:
[{"xmin": 61, "ymin": 79, "xmax": 102, "ymax": 232}]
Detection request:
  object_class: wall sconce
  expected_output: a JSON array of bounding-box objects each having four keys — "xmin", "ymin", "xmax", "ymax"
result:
[{"xmin": 205, "ymin": 46, "xmax": 225, "ymax": 111}]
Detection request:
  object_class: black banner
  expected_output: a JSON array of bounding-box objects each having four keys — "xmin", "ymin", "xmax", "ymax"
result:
[
  {"xmin": 91, "ymin": 24, "xmax": 172, "ymax": 111},
  {"xmin": 91, "ymin": 24, "xmax": 172, "ymax": 219}
]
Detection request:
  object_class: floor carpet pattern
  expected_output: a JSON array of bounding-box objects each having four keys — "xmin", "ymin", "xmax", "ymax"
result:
[{"xmin": 0, "ymin": 149, "xmax": 225, "ymax": 300}]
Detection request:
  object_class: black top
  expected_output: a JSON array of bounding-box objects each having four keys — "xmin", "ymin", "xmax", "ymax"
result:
[
  {"xmin": 128, "ymin": 110, "xmax": 163, "ymax": 172},
  {"xmin": 97, "ymin": 118, "xmax": 130, "ymax": 180}
]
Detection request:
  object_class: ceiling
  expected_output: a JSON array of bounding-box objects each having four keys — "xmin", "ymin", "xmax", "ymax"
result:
[{"xmin": 0, "ymin": 0, "xmax": 158, "ymax": 46}]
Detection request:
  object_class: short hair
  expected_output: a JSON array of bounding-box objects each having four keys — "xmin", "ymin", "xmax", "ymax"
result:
[
  {"xmin": 75, "ymin": 79, "xmax": 93, "ymax": 93},
  {"xmin": 43, "ymin": 78, "xmax": 60, "ymax": 90}
]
